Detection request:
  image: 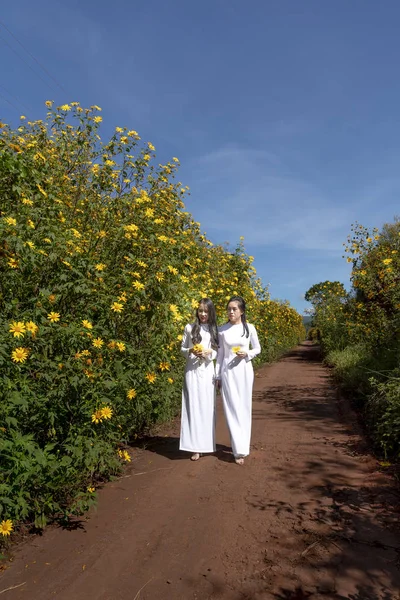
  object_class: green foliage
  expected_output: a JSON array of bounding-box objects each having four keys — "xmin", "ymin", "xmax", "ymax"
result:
[
  {"xmin": 366, "ymin": 370, "xmax": 400, "ymax": 457},
  {"xmin": 306, "ymin": 219, "xmax": 400, "ymax": 456},
  {"xmin": 307, "ymin": 327, "xmax": 320, "ymax": 341},
  {"xmin": 324, "ymin": 344, "xmax": 372, "ymax": 396}
]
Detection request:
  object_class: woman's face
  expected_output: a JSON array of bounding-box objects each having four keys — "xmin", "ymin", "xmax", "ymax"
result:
[
  {"xmin": 227, "ymin": 301, "xmax": 243, "ymax": 324},
  {"xmin": 198, "ymin": 304, "xmax": 209, "ymax": 323}
]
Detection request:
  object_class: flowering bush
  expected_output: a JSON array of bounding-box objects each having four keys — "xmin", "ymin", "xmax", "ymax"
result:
[
  {"xmin": 0, "ymin": 103, "xmax": 304, "ymax": 534},
  {"xmin": 305, "ymin": 219, "xmax": 400, "ymax": 454}
]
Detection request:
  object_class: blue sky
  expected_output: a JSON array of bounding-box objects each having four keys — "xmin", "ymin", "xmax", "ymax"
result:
[{"xmin": 2, "ymin": 1, "xmax": 400, "ymax": 313}]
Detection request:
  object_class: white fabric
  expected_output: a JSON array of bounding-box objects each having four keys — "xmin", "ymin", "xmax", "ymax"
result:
[
  {"xmin": 216, "ymin": 322, "xmax": 261, "ymax": 457},
  {"xmin": 179, "ymin": 323, "xmax": 217, "ymax": 453}
]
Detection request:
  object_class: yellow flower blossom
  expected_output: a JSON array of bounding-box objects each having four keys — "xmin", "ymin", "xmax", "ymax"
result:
[
  {"xmin": 4, "ymin": 216, "xmax": 17, "ymax": 226},
  {"xmin": 127, "ymin": 389, "xmax": 137, "ymax": 399},
  {"xmin": 91, "ymin": 410, "xmax": 103, "ymax": 424},
  {"xmin": 0, "ymin": 520, "xmax": 13, "ymax": 536},
  {"xmin": 192, "ymin": 344, "xmax": 203, "ymax": 353},
  {"xmin": 9, "ymin": 321, "xmax": 26, "ymax": 338},
  {"xmin": 159, "ymin": 361, "xmax": 170, "ymax": 371},
  {"xmin": 11, "ymin": 347, "xmax": 29, "ymax": 363},
  {"xmin": 59, "ymin": 104, "xmax": 71, "ymax": 111},
  {"xmin": 48, "ymin": 312, "xmax": 60, "ymax": 322},
  {"xmin": 25, "ymin": 321, "xmax": 39, "ymax": 336},
  {"xmin": 383, "ymin": 258, "xmax": 392, "ymax": 265},
  {"xmin": 132, "ymin": 280, "xmax": 145, "ymax": 291},
  {"xmin": 118, "ymin": 449, "xmax": 131, "ymax": 462},
  {"xmin": 168, "ymin": 377, "xmax": 174, "ymax": 384},
  {"xmin": 146, "ymin": 372, "xmax": 156, "ymax": 384},
  {"xmin": 95, "ymin": 263, "xmax": 106, "ymax": 271},
  {"xmin": 82, "ymin": 320, "xmax": 93, "ymax": 329},
  {"xmin": 156, "ymin": 272, "xmax": 164, "ymax": 282},
  {"xmin": 100, "ymin": 406, "xmax": 113, "ymax": 420},
  {"xmin": 92, "ymin": 337, "xmax": 104, "ymax": 349},
  {"xmin": 116, "ymin": 342, "xmax": 126, "ymax": 352},
  {"xmin": 87, "ymin": 486, "xmax": 95, "ymax": 493},
  {"xmin": 45, "ymin": 100, "xmax": 53, "ymax": 108},
  {"xmin": 111, "ymin": 302, "xmax": 124, "ymax": 313}
]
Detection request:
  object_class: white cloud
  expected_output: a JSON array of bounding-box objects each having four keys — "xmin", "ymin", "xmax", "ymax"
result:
[{"xmin": 185, "ymin": 145, "xmax": 354, "ymax": 252}]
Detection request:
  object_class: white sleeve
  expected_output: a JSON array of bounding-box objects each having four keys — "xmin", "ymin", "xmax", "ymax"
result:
[
  {"xmin": 180, "ymin": 324, "xmax": 192, "ymax": 358},
  {"xmin": 245, "ymin": 325, "xmax": 261, "ymax": 362},
  {"xmin": 215, "ymin": 332, "xmax": 224, "ymax": 379}
]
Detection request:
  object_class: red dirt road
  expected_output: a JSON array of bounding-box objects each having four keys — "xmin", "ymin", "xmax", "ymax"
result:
[{"xmin": 1, "ymin": 342, "xmax": 400, "ymax": 599}]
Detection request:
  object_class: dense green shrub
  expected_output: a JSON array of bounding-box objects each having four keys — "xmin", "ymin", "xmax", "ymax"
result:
[{"xmin": 305, "ymin": 220, "xmax": 400, "ymax": 456}]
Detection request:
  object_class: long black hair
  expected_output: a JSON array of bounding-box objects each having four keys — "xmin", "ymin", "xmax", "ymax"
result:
[
  {"xmin": 227, "ymin": 295, "xmax": 249, "ymax": 338},
  {"xmin": 191, "ymin": 298, "xmax": 219, "ymax": 350}
]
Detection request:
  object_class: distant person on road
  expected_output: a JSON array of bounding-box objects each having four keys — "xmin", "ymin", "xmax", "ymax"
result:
[
  {"xmin": 179, "ymin": 298, "xmax": 219, "ymax": 461},
  {"xmin": 216, "ymin": 296, "xmax": 261, "ymax": 465}
]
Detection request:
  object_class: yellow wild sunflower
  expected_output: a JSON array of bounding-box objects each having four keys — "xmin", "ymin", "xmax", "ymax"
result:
[
  {"xmin": 92, "ymin": 338, "xmax": 104, "ymax": 349},
  {"xmin": 111, "ymin": 302, "xmax": 124, "ymax": 313},
  {"xmin": 100, "ymin": 406, "xmax": 113, "ymax": 420},
  {"xmin": 25, "ymin": 321, "xmax": 39, "ymax": 337},
  {"xmin": 9, "ymin": 321, "xmax": 26, "ymax": 338},
  {"xmin": 0, "ymin": 519, "xmax": 13, "ymax": 536},
  {"xmin": 11, "ymin": 347, "xmax": 29, "ymax": 363},
  {"xmin": 47, "ymin": 312, "xmax": 60, "ymax": 322}
]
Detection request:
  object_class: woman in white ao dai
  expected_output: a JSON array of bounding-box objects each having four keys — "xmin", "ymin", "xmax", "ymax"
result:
[
  {"xmin": 216, "ymin": 296, "xmax": 261, "ymax": 465},
  {"xmin": 180, "ymin": 298, "xmax": 219, "ymax": 461}
]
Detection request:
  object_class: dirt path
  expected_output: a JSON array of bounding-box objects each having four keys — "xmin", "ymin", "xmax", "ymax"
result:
[{"xmin": 1, "ymin": 342, "xmax": 400, "ymax": 600}]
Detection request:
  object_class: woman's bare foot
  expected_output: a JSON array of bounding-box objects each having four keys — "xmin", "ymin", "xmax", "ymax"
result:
[
  {"xmin": 191, "ymin": 453, "xmax": 201, "ymax": 461},
  {"xmin": 234, "ymin": 457, "xmax": 244, "ymax": 465}
]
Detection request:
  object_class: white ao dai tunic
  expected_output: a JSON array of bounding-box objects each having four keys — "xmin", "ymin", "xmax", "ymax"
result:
[
  {"xmin": 216, "ymin": 322, "xmax": 261, "ymax": 457},
  {"xmin": 179, "ymin": 323, "xmax": 217, "ymax": 453}
]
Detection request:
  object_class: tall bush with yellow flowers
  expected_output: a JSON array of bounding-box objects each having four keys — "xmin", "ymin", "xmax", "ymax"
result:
[
  {"xmin": 305, "ymin": 219, "xmax": 400, "ymax": 456},
  {"xmin": 0, "ymin": 103, "xmax": 304, "ymax": 534}
]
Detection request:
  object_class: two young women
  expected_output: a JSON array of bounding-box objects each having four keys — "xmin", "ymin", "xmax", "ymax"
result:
[{"xmin": 179, "ymin": 296, "xmax": 261, "ymax": 465}]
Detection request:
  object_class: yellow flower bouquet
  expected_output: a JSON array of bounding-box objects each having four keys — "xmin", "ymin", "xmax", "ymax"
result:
[{"xmin": 192, "ymin": 343, "xmax": 204, "ymax": 353}]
